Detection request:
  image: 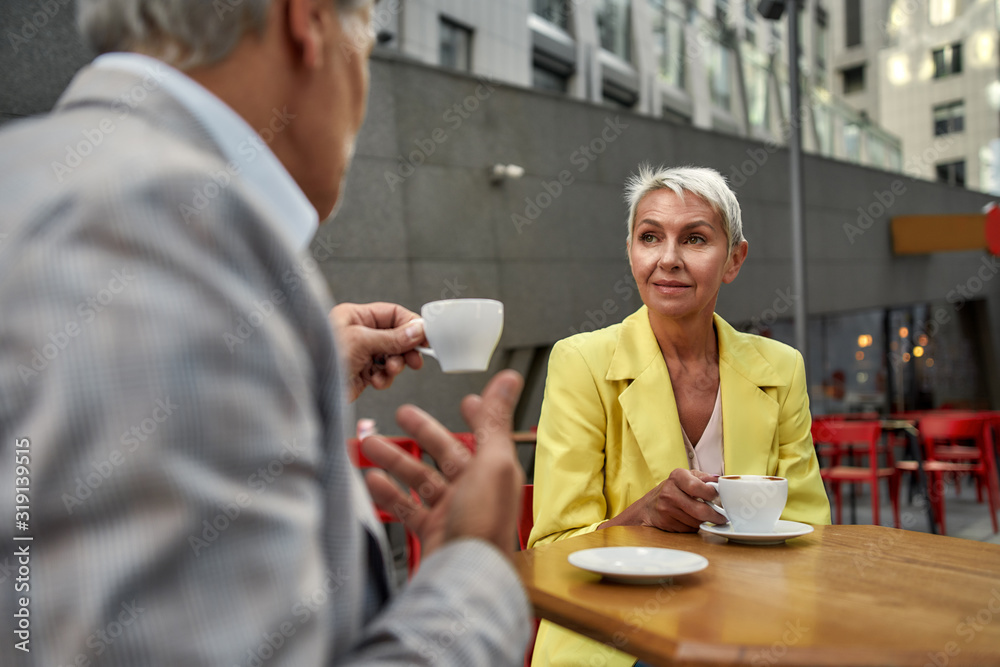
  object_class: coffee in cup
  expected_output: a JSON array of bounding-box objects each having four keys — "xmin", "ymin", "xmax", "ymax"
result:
[
  {"xmin": 417, "ymin": 299, "xmax": 503, "ymax": 373},
  {"xmin": 706, "ymin": 475, "xmax": 788, "ymax": 533}
]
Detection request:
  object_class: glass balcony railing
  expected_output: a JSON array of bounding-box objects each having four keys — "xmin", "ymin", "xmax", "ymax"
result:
[{"xmin": 534, "ymin": 0, "xmax": 571, "ymax": 32}]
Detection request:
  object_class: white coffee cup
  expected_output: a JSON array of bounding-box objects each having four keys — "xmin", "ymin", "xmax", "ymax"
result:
[
  {"xmin": 705, "ymin": 475, "xmax": 788, "ymax": 533},
  {"xmin": 417, "ymin": 299, "xmax": 504, "ymax": 373}
]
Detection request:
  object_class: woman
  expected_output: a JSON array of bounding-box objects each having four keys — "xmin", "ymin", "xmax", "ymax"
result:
[{"xmin": 527, "ymin": 165, "xmax": 830, "ymax": 667}]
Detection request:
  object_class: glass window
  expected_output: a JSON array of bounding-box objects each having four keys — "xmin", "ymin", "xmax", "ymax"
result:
[
  {"xmin": 887, "ymin": 144, "xmax": 902, "ymax": 171},
  {"xmin": 534, "ymin": 0, "xmax": 571, "ymax": 31},
  {"xmin": 842, "ymin": 64, "xmax": 864, "ymax": 93},
  {"xmin": 844, "ymin": 122, "xmax": 861, "ymax": 162},
  {"xmin": 533, "ymin": 65, "xmax": 569, "ymax": 93},
  {"xmin": 651, "ymin": 0, "xmax": 687, "ymax": 89},
  {"xmin": 439, "ymin": 17, "xmax": 472, "ymax": 71},
  {"xmin": 933, "ymin": 100, "xmax": 965, "ymax": 136},
  {"xmin": 929, "ymin": 0, "xmax": 959, "ymax": 26},
  {"xmin": 742, "ymin": 43, "xmax": 769, "ymax": 130},
  {"xmin": 815, "ymin": 8, "xmax": 828, "ymax": 76},
  {"xmin": 709, "ymin": 36, "xmax": 732, "ymax": 111},
  {"xmin": 596, "ymin": 0, "xmax": 633, "ymax": 61},
  {"xmin": 936, "ymin": 160, "xmax": 966, "ymax": 187},
  {"xmin": 813, "ymin": 98, "xmax": 833, "ymax": 155},
  {"xmin": 845, "ymin": 0, "xmax": 862, "ymax": 47},
  {"xmin": 933, "ymin": 42, "xmax": 963, "ymax": 78},
  {"xmin": 715, "ymin": 0, "xmax": 730, "ymax": 24},
  {"xmin": 867, "ymin": 133, "xmax": 885, "ymax": 168}
]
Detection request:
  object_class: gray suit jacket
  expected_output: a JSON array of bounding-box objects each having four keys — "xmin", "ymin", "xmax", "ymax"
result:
[{"xmin": 0, "ymin": 64, "xmax": 529, "ymax": 666}]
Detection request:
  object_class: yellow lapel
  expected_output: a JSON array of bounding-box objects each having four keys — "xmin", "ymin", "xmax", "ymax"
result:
[
  {"xmin": 715, "ymin": 314, "xmax": 785, "ymax": 475},
  {"xmin": 608, "ymin": 309, "xmax": 787, "ymax": 480},
  {"xmin": 609, "ymin": 307, "xmax": 693, "ymax": 481}
]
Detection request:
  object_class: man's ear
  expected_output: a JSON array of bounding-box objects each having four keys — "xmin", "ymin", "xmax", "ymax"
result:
[{"xmin": 285, "ymin": 0, "xmax": 327, "ymax": 68}]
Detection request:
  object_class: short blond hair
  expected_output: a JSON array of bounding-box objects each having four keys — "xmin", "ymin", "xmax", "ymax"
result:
[{"xmin": 624, "ymin": 164, "xmax": 745, "ymax": 251}]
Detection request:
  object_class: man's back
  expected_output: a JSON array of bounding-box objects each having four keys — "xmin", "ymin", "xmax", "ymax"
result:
[
  {"xmin": 0, "ymin": 63, "xmax": 367, "ymax": 666},
  {"xmin": 0, "ymin": 59, "xmax": 530, "ymax": 667}
]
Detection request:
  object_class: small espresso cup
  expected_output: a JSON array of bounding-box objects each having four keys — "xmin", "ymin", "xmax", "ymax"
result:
[
  {"xmin": 416, "ymin": 299, "xmax": 504, "ymax": 373},
  {"xmin": 705, "ymin": 475, "xmax": 788, "ymax": 533}
]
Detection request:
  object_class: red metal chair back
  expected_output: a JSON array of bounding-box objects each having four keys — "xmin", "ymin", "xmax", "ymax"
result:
[
  {"xmin": 813, "ymin": 420, "xmax": 882, "ymax": 465},
  {"xmin": 918, "ymin": 415, "xmax": 987, "ymax": 444},
  {"xmin": 348, "ymin": 437, "xmax": 424, "ymax": 577},
  {"xmin": 518, "ymin": 484, "xmax": 534, "ymax": 551}
]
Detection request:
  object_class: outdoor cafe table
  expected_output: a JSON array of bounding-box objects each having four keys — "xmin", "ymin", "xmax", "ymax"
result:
[{"xmin": 515, "ymin": 525, "xmax": 1000, "ymax": 666}]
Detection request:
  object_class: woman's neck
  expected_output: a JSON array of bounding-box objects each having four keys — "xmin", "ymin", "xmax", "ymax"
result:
[{"xmin": 647, "ymin": 307, "xmax": 719, "ymax": 365}]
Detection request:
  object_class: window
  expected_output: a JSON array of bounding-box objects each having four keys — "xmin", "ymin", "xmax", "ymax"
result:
[
  {"xmin": 936, "ymin": 160, "xmax": 966, "ymax": 187},
  {"xmin": 933, "ymin": 42, "xmax": 962, "ymax": 79},
  {"xmin": 533, "ymin": 65, "xmax": 569, "ymax": 92},
  {"xmin": 595, "ymin": 0, "xmax": 632, "ymax": 61},
  {"xmin": 439, "ymin": 17, "xmax": 472, "ymax": 72},
  {"xmin": 844, "ymin": 122, "xmax": 861, "ymax": 162},
  {"xmin": 651, "ymin": 0, "xmax": 687, "ymax": 89},
  {"xmin": 813, "ymin": 98, "xmax": 833, "ymax": 155},
  {"xmin": 933, "ymin": 101, "xmax": 965, "ymax": 136},
  {"xmin": 715, "ymin": 0, "xmax": 730, "ymax": 24},
  {"xmin": 743, "ymin": 44, "xmax": 769, "ymax": 129},
  {"xmin": 709, "ymin": 37, "xmax": 732, "ymax": 111},
  {"xmin": 815, "ymin": 7, "xmax": 828, "ymax": 77},
  {"xmin": 534, "ymin": 0, "xmax": 571, "ymax": 31},
  {"xmin": 845, "ymin": 0, "xmax": 861, "ymax": 47},
  {"xmin": 842, "ymin": 64, "xmax": 864, "ymax": 94},
  {"xmin": 929, "ymin": 0, "xmax": 959, "ymax": 26}
]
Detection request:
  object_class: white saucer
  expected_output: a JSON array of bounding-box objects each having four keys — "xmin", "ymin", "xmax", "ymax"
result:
[
  {"xmin": 568, "ymin": 547, "xmax": 709, "ymax": 584},
  {"xmin": 699, "ymin": 520, "xmax": 814, "ymax": 545}
]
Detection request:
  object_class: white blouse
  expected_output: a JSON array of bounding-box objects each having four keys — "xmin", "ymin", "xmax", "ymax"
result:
[{"xmin": 680, "ymin": 387, "xmax": 724, "ymax": 476}]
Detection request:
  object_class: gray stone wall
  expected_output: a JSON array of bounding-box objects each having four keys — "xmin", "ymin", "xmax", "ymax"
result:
[
  {"xmin": 2, "ymin": 3, "xmax": 997, "ymax": 437},
  {"xmin": 336, "ymin": 54, "xmax": 999, "ymax": 431}
]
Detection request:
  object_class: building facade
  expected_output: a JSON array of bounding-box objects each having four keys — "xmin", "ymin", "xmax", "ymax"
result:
[
  {"xmin": 375, "ymin": 0, "xmax": 903, "ymax": 173},
  {"xmin": 829, "ymin": 0, "xmax": 1000, "ymax": 192},
  {"xmin": 2, "ymin": 0, "xmax": 998, "ymax": 428}
]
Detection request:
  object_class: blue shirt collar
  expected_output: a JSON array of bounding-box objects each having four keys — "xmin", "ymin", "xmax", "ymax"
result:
[{"xmin": 93, "ymin": 52, "xmax": 319, "ymax": 252}]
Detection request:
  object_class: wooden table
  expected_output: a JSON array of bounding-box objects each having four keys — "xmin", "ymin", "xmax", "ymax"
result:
[
  {"xmin": 512, "ymin": 431, "xmax": 537, "ymax": 444},
  {"xmin": 516, "ymin": 525, "xmax": 1000, "ymax": 666}
]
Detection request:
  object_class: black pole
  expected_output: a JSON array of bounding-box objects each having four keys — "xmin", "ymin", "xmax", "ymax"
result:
[{"xmin": 786, "ymin": 0, "xmax": 808, "ymax": 361}]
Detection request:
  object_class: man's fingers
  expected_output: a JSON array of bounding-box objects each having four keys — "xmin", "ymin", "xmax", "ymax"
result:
[
  {"xmin": 395, "ymin": 405, "xmax": 472, "ymax": 480},
  {"xmin": 459, "ymin": 394, "xmax": 483, "ymax": 428},
  {"xmin": 360, "ymin": 436, "xmax": 451, "ymax": 506},
  {"xmin": 402, "ymin": 349, "xmax": 424, "ymax": 370},
  {"xmin": 464, "ymin": 370, "xmax": 523, "ymax": 452},
  {"xmin": 364, "ymin": 469, "xmax": 426, "ymax": 527},
  {"xmin": 355, "ymin": 321, "xmax": 425, "ymax": 359}
]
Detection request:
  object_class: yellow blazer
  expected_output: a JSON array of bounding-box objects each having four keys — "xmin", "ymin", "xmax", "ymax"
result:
[{"xmin": 527, "ymin": 307, "xmax": 830, "ymax": 667}]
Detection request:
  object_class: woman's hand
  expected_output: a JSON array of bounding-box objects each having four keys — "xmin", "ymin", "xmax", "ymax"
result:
[
  {"xmin": 329, "ymin": 302, "xmax": 426, "ymax": 401},
  {"xmin": 601, "ymin": 469, "xmax": 725, "ymax": 533}
]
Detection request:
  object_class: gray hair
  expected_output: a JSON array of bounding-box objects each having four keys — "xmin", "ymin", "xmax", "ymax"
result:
[
  {"xmin": 77, "ymin": 0, "xmax": 371, "ymax": 70},
  {"xmin": 624, "ymin": 164, "xmax": 745, "ymax": 251}
]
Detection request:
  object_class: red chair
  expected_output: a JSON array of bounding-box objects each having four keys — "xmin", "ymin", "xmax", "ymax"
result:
[
  {"xmin": 518, "ymin": 484, "xmax": 534, "ymax": 551},
  {"xmin": 814, "ymin": 421, "xmax": 900, "ymax": 528},
  {"xmin": 896, "ymin": 415, "xmax": 1000, "ymax": 535},
  {"xmin": 451, "ymin": 431, "xmax": 477, "ymax": 452},
  {"xmin": 348, "ymin": 436, "xmax": 423, "ymax": 577}
]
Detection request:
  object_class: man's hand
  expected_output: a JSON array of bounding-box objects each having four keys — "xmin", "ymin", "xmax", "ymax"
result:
[
  {"xmin": 360, "ymin": 370, "xmax": 525, "ymax": 557},
  {"xmin": 600, "ymin": 468, "xmax": 724, "ymax": 533},
  {"xmin": 330, "ymin": 302, "xmax": 425, "ymax": 401}
]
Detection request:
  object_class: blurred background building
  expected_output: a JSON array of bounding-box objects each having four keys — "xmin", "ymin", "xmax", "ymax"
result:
[
  {"xmin": 2, "ymin": 0, "xmax": 998, "ymax": 433},
  {"xmin": 379, "ymin": 0, "xmax": 905, "ymax": 173},
  {"xmin": 829, "ymin": 0, "xmax": 1000, "ymax": 193}
]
